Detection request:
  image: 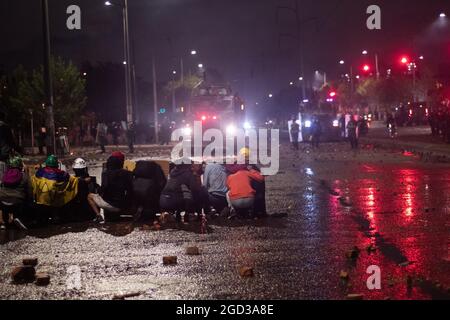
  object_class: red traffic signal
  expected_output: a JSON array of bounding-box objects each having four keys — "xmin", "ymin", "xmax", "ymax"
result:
[
  {"xmin": 329, "ymin": 91, "xmax": 337, "ymax": 97},
  {"xmin": 362, "ymin": 64, "xmax": 370, "ymax": 72}
]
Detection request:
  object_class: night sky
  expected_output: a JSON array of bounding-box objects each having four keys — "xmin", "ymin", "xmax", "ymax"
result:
[{"xmin": 2, "ymin": 0, "xmax": 450, "ymax": 105}]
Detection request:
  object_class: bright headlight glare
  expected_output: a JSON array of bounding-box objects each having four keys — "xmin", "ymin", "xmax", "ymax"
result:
[
  {"xmin": 333, "ymin": 120, "xmax": 339, "ymax": 127},
  {"xmin": 304, "ymin": 120, "xmax": 312, "ymax": 128},
  {"xmin": 226, "ymin": 124, "xmax": 236, "ymax": 135},
  {"xmin": 243, "ymin": 121, "xmax": 251, "ymax": 130}
]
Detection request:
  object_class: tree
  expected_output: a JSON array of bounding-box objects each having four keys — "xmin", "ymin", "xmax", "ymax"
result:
[
  {"xmin": 13, "ymin": 57, "xmax": 86, "ymax": 129},
  {"xmin": 0, "ymin": 65, "xmax": 29, "ymax": 129}
]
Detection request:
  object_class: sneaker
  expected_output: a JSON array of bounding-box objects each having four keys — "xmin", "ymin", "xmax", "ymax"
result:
[
  {"xmin": 13, "ymin": 218, "xmax": 28, "ymax": 231},
  {"xmin": 94, "ymin": 211, "xmax": 105, "ymax": 224}
]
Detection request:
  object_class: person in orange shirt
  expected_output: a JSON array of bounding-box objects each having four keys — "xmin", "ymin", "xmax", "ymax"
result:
[{"xmin": 226, "ymin": 166, "xmax": 264, "ymax": 217}]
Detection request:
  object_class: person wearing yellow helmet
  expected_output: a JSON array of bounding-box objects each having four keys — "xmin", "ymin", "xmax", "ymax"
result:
[{"xmin": 239, "ymin": 147, "xmax": 250, "ymax": 159}]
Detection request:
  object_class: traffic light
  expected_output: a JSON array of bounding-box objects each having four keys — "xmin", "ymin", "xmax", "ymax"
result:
[
  {"xmin": 362, "ymin": 64, "xmax": 370, "ymax": 72},
  {"xmin": 329, "ymin": 91, "xmax": 337, "ymax": 98},
  {"xmin": 400, "ymin": 56, "xmax": 409, "ymax": 64}
]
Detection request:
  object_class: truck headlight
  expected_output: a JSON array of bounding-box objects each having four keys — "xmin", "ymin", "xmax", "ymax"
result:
[
  {"xmin": 333, "ymin": 120, "xmax": 339, "ymax": 127},
  {"xmin": 182, "ymin": 127, "xmax": 192, "ymax": 135},
  {"xmin": 304, "ymin": 120, "xmax": 311, "ymax": 128}
]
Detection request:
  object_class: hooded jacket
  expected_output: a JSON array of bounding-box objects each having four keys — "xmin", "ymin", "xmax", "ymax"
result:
[
  {"xmin": 100, "ymin": 156, "xmax": 133, "ymax": 209},
  {"xmin": 132, "ymin": 161, "xmax": 167, "ymax": 208}
]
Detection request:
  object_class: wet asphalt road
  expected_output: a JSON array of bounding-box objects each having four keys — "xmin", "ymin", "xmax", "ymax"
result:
[{"xmin": 0, "ymin": 141, "xmax": 449, "ymax": 300}]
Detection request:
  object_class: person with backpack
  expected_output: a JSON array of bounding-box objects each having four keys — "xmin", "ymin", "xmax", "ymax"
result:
[
  {"xmin": 132, "ymin": 160, "xmax": 167, "ymax": 221},
  {"xmin": 0, "ymin": 156, "xmax": 29, "ymax": 230}
]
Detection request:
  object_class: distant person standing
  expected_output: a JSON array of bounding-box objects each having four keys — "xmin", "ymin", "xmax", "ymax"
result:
[
  {"xmin": 289, "ymin": 116, "xmax": 300, "ymax": 150},
  {"xmin": 0, "ymin": 109, "xmax": 15, "ymax": 182},
  {"xmin": 37, "ymin": 126, "xmax": 47, "ymax": 155},
  {"xmin": 347, "ymin": 117, "xmax": 359, "ymax": 149},
  {"xmin": 126, "ymin": 121, "xmax": 135, "ymax": 153},
  {"xmin": 111, "ymin": 122, "xmax": 119, "ymax": 146},
  {"xmin": 159, "ymin": 118, "xmax": 171, "ymax": 146},
  {"xmin": 96, "ymin": 123, "xmax": 108, "ymax": 154},
  {"xmin": 311, "ymin": 117, "xmax": 322, "ymax": 149}
]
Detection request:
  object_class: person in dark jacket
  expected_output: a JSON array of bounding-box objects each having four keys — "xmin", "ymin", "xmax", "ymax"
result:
[
  {"xmin": 311, "ymin": 117, "xmax": 322, "ymax": 149},
  {"xmin": 132, "ymin": 160, "xmax": 167, "ymax": 221},
  {"xmin": 159, "ymin": 159, "xmax": 206, "ymax": 221},
  {"xmin": 347, "ymin": 117, "xmax": 359, "ymax": 149},
  {"xmin": 88, "ymin": 155, "xmax": 133, "ymax": 223}
]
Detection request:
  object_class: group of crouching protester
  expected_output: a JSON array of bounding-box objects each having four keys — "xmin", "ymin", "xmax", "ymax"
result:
[{"xmin": 0, "ymin": 149, "xmax": 266, "ymax": 230}]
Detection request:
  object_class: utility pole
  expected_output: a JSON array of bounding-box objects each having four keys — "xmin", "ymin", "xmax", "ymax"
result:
[
  {"xmin": 41, "ymin": 0, "xmax": 56, "ymax": 155},
  {"xmin": 123, "ymin": 0, "xmax": 133, "ymax": 123},
  {"xmin": 152, "ymin": 56, "xmax": 159, "ymax": 144},
  {"xmin": 276, "ymin": 0, "xmax": 318, "ymax": 100},
  {"xmin": 180, "ymin": 58, "xmax": 185, "ymax": 85},
  {"xmin": 375, "ymin": 54, "xmax": 380, "ymax": 80},
  {"xmin": 294, "ymin": 0, "xmax": 306, "ymax": 99}
]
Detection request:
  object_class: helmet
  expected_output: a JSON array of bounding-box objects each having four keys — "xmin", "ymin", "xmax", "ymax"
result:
[
  {"xmin": 239, "ymin": 147, "xmax": 250, "ymax": 158},
  {"xmin": 7, "ymin": 156, "xmax": 23, "ymax": 168},
  {"xmin": 73, "ymin": 158, "xmax": 87, "ymax": 169},
  {"xmin": 45, "ymin": 155, "xmax": 59, "ymax": 168}
]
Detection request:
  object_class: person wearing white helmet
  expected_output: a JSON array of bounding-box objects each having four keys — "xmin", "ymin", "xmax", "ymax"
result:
[
  {"xmin": 73, "ymin": 158, "xmax": 88, "ymax": 178},
  {"xmin": 72, "ymin": 158, "xmax": 99, "ymax": 221}
]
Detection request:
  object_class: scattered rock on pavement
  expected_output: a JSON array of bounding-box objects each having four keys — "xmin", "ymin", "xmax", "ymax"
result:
[
  {"xmin": 11, "ymin": 266, "xmax": 36, "ymax": 284},
  {"xmin": 35, "ymin": 272, "xmax": 50, "ymax": 286},
  {"xmin": 185, "ymin": 246, "xmax": 200, "ymax": 255},
  {"xmin": 22, "ymin": 258, "xmax": 38, "ymax": 266},
  {"xmin": 112, "ymin": 291, "xmax": 142, "ymax": 300},
  {"xmin": 346, "ymin": 294, "xmax": 364, "ymax": 300},
  {"xmin": 239, "ymin": 267, "xmax": 254, "ymax": 277},
  {"xmin": 163, "ymin": 256, "xmax": 177, "ymax": 265}
]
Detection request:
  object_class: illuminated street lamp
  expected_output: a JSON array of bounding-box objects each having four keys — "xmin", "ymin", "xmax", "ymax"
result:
[
  {"xmin": 439, "ymin": 12, "xmax": 446, "ymax": 18},
  {"xmin": 339, "ymin": 60, "xmax": 345, "ymax": 65},
  {"xmin": 268, "ymin": 94, "xmax": 273, "ymax": 98},
  {"xmin": 362, "ymin": 50, "xmax": 368, "ymax": 55},
  {"xmin": 191, "ymin": 50, "xmax": 197, "ymax": 55},
  {"xmin": 105, "ymin": 0, "xmax": 133, "ymax": 123},
  {"xmin": 198, "ymin": 63, "xmax": 204, "ymax": 68}
]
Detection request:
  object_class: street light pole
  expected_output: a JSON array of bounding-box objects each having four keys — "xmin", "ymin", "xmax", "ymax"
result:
[
  {"xmin": 375, "ymin": 53, "xmax": 380, "ymax": 80},
  {"xmin": 123, "ymin": 0, "xmax": 133, "ymax": 123},
  {"xmin": 152, "ymin": 56, "xmax": 159, "ymax": 144},
  {"xmin": 41, "ymin": 0, "xmax": 56, "ymax": 155}
]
